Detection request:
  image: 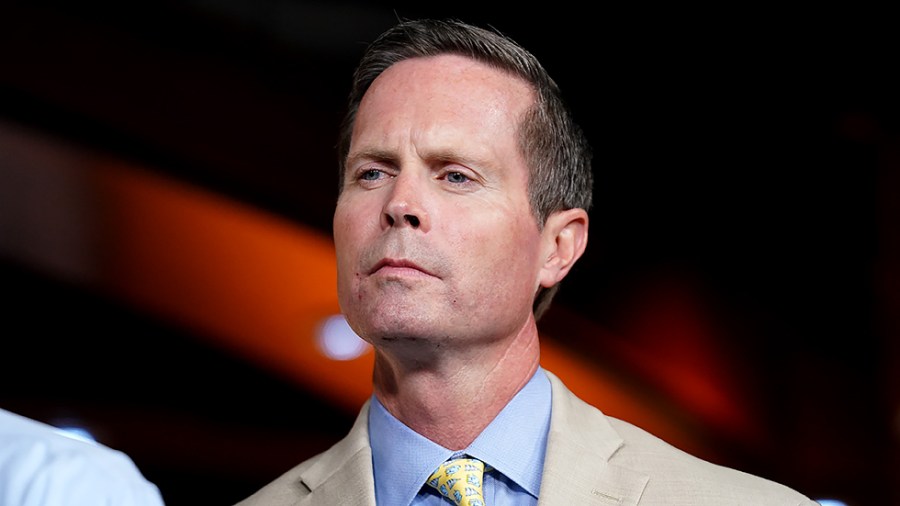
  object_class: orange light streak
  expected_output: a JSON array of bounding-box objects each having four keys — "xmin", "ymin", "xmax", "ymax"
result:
[{"xmin": 82, "ymin": 159, "xmax": 704, "ymax": 453}]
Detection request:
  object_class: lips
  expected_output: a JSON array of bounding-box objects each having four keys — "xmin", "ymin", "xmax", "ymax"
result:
[{"xmin": 369, "ymin": 258, "xmax": 435, "ymax": 277}]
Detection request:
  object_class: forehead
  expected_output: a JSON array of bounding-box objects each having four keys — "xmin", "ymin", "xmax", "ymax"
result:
[
  {"xmin": 351, "ymin": 54, "xmax": 534, "ymax": 162},
  {"xmin": 368, "ymin": 53, "xmax": 532, "ymax": 98}
]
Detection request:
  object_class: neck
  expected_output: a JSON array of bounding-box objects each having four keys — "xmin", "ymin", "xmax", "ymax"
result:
[{"xmin": 371, "ymin": 318, "xmax": 541, "ymax": 450}]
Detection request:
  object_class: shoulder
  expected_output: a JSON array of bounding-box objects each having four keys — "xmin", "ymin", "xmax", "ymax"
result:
[
  {"xmin": 0, "ymin": 409, "xmax": 164, "ymax": 506},
  {"xmin": 235, "ymin": 438, "xmax": 371, "ymax": 506},
  {"xmin": 235, "ymin": 400, "xmax": 373, "ymax": 506},
  {"xmin": 543, "ymin": 373, "xmax": 817, "ymax": 505},
  {"xmin": 234, "ymin": 453, "xmax": 320, "ymax": 505},
  {"xmin": 606, "ymin": 416, "xmax": 817, "ymax": 505}
]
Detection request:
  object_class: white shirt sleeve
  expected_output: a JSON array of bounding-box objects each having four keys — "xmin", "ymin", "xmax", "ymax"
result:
[{"xmin": 0, "ymin": 408, "xmax": 165, "ymax": 506}]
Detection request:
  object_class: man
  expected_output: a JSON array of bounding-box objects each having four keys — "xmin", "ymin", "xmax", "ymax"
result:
[
  {"xmin": 0, "ymin": 407, "xmax": 165, "ymax": 506},
  {"xmin": 237, "ymin": 18, "xmax": 818, "ymax": 505}
]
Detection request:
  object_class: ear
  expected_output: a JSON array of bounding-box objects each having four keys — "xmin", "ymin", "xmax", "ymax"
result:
[{"xmin": 537, "ymin": 208, "xmax": 589, "ymax": 289}]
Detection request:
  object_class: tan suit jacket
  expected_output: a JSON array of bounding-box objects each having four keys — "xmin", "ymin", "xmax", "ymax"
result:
[{"xmin": 236, "ymin": 370, "xmax": 818, "ymax": 505}]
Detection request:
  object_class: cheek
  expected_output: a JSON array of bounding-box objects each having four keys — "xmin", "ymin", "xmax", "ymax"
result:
[
  {"xmin": 333, "ymin": 196, "xmax": 374, "ymax": 256},
  {"xmin": 332, "ymin": 198, "xmax": 355, "ymax": 242},
  {"xmin": 455, "ymin": 212, "xmax": 542, "ymax": 286},
  {"xmin": 333, "ymin": 201, "xmax": 367, "ymax": 292}
]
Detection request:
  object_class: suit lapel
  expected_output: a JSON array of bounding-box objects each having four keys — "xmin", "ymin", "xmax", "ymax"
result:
[
  {"xmin": 295, "ymin": 401, "xmax": 377, "ymax": 506},
  {"xmin": 295, "ymin": 449, "xmax": 375, "ymax": 506},
  {"xmin": 538, "ymin": 371, "xmax": 649, "ymax": 506}
]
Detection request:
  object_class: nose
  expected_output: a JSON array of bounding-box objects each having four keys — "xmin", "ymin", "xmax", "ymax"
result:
[{"xmin": 382, "ymin": 171, "xmax": 430, "ymax": 232}]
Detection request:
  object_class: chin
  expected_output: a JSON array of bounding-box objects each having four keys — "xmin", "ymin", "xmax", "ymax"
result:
[{"xmin": 355, "ymin": 313, "xmax": 448, "ymax": 343}]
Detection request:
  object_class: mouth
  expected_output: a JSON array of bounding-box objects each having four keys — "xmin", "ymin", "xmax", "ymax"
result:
[{"xmin": 369, "ymin": 258, "xmax": 436, "ymax": 277}]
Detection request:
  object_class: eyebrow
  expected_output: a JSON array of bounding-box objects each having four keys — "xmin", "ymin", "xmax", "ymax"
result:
[
  {"xmin": 345, "ymin": 148, "xmax": 396, "ymax": 170},
  {"xmin": 347, "ymin": 147, "xmax": 489, "ymax": 172}
]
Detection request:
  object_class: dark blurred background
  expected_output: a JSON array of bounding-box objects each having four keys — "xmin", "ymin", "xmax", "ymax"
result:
[{"xmin": 1, "ymin": 2, "xmax": 897, "ymax": 505}]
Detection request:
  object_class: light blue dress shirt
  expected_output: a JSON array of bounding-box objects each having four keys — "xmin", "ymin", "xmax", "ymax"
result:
[
  {"xmin": 369, "ymin": 367, "xmax": 551, "ymax": 505},
  {"xmin": 0, "ymin": 408, "xmax": 165, "ymax": 506}
]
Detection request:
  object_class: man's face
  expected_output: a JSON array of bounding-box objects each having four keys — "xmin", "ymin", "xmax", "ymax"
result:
[{"xmin": 333, "ymin": 54, "xmax": 547, "ymax": 348}]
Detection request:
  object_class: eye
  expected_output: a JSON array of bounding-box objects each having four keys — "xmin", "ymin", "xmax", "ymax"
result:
[
  {"xmin": 445, "ymin": 171, "xmax": 470, "ymax": 184},
  {"xmin": 359, "ymin": 168, "xmax": 384, "ymax": 181}
]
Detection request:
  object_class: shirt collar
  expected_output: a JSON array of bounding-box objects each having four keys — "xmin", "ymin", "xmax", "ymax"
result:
[
  {"xmin": 369, "ymin": 367, "xmax": 551, "ymax": 505},
  {"xmin": 466, "ymin": 367, "xmax": 551, "ymax": 496}
]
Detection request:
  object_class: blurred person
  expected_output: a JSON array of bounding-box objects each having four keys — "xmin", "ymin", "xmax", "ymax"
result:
[
  {"xmin": 0, "ymin": 407, "xmax": 165, "ymax": 506},
  {"xmin": 236, "ymin": 18, "xmax": 818, "ymax": 505}
]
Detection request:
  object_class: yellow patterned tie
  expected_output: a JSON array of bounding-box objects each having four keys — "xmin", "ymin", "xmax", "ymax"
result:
[{"xmin": 427, "ymin": 457, "xmax": 486, "ymax": 506}]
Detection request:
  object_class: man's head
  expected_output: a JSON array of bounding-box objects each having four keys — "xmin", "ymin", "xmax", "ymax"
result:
[{"xmin": 334, "ymin": 19, "xmax": 591, "ymax": 339}]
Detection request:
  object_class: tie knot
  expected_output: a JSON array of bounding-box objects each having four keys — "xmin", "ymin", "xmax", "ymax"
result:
[{"xmin": 427, "ymin": 458, "xmax": 486, "ymax": 506}]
